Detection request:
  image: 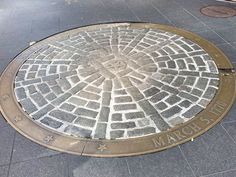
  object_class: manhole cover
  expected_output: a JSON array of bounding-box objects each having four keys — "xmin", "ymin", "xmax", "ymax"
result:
[
  {"xmin": 200, "ymin": 5, "xmax": 236, "ymax": 17},
  {"xmin": 0, "ymin": 23, "xmax": 235, "ymax": 157},
  {"xmin": 217, "ymin": 0, "xmax": 236, "ymax": 4}
]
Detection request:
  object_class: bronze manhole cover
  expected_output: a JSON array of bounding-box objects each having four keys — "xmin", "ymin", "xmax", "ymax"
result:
[
  {"xmin": 217, "ymin": 0, "xmax": 236, "ymax": 4},
  {"xmin": 200, "ymin": 5, "xmax": 236, "ymax": 17},
  {"xmin": 0, "ymin": 23, "xmax": 235, "ymax": 157}
]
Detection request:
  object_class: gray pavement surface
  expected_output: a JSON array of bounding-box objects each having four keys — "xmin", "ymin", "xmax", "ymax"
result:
[{"xmin": 0, "ymin": 0, "xmax": 236, "ymax": 176}]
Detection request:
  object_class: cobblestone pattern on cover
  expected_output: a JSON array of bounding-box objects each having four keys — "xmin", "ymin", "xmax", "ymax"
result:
[{"xmin": 14, "ymin": 24, "xmax": 219, "ymax": 139}]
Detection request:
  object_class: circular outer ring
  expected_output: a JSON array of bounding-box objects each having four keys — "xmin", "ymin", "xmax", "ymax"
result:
[
  {"xmin": 200, "ymin": 5, "xmax": 236, "ymax": 18},
  {"xmin": 0, "ymin": 23, "xmax": 235, "ymax": 157}
]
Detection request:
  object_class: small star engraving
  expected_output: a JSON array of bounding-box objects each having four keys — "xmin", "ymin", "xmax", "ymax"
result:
[
  {"xmin": 43, "ymin": 135, "xmax": 55, "ymax": 144},
  {"xmin": 14, "ymin": 115, "xmax": 23, "ymax": 123},
  {"xmin": 1, "ymin": 94, "xmax": 10, "ymax": 102},
  {"xmin": 6, "ymin": 71, "xmax": 14, "ymax": 78},
  {"xmin": 97, "ymin": 144, "xmax": 107, "ymax": 152}
]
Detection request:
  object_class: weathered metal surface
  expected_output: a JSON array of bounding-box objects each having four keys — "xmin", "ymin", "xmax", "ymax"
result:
[
  {"xmin": 0, "ymin": 23, "xmax": 235, "ymax": 157},
  {"xmin": 200, "ymin": 5, "xmax": 236, "ymax": 18}
]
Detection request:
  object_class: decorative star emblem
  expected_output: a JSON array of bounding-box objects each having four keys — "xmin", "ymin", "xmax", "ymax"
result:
[
  {"xmin": 97, "ymin": 144, "xmax": 107, "ymax": 152},
  {"xmin": 6, "ymin": 71, "xmax": 14, "ymax": 78},
  {"xmin": 13, "ymin": 115, "xmax": 23, "ymax": 123},
  {"xmin": 1, "ymin": 94, "xmax": 10, "ymax": 102},
  {"xmin": 43, "ymin": 135, "xmax": 55, "ymax": 144}
]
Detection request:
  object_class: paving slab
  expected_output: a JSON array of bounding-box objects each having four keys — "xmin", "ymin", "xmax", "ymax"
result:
[
  {"xmin": 0, "ymin": 165, "xmax": 9, "ymax": 177},
  {"xmin": 202, "ymin": 169, "xmax": 236, "ymax": 177},
  {"xmin": 67, "ymin": 155, "xmax": 131, "ymax": 177},
  {"xmin": 8, "ymin": 154, "xmax": 68, "ymax": 177},
  {"xmin": 221, "ymin": 121, "xmax": 236, "ymax": 143},
  {"xmin": 125, "ymin": 146, "xmax": 195, "ymax": 177},
  {"xmin": 0, "ymin": 126, "xmax": 15, "ymax": 166},
  {"xmin": 0, "ymin": 115, "xmax": 8, "ymax": 129},
  {"xmin": 180, "ymin": 124, "xmax": 236, "ymax": 177},
  {"xmin": 11, "ymin": 133, "xmax": 60, "ymax": 163}
]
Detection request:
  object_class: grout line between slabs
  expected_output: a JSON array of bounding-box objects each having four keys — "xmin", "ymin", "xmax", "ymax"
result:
[
  {"xmin": 124, "ymin": 3, "xmax": 142, "ymax": 22},
  {"xmin": 178, "ymin": 145, "xmax": 197, "ymax": 177},
  {"xmin": 98, "ymin": 0, "xmax": 117, "ymax": 23},
  {"xmin": 6, "ymin": 131, "xmax": 16, "ymax": 177},
  {"xmin": 125, "ymin": 159, "xmax": 132, "ymax": 177},
  {"xmin": 5, "ymin": 152, "xmax": 63, "ymax": 168},
  {"xmin": 150, "ymin": 2, "xmax": 174, "ymax": 25},
  {"xmin": 221, "ymin": 119, "xmax": 236, "ymax": 124},
  {"xmin": 200, "ymin": 167, "xmax": 236, "ymax": 177},
  {"xmin": 220, "ymin": 123, "xmax": 236, "ymax": 145}
]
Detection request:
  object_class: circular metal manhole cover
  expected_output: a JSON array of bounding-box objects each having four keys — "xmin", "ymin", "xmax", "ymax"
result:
[
  {"xmin": 200, "ymin": 5, "xmax": 236, "ymax": 18},
  {"xmin": 0, "ymin": 23, "xmax": 235, "ymax": 157}
]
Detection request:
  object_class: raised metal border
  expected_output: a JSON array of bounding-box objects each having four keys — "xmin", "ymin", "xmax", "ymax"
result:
[
  {"xmin": 200, "ymin": 5, "xmax": 236, "ymax": 18},
  {"xmin": 0, "ymin": 22, "xmax": 235, "ymax": 157}
]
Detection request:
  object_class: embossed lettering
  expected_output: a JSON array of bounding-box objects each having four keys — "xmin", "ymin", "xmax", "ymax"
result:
[
  {"xmin": 173, "ymin": 130, "xmax": 186, "ymax": 140},
  {"xmin": 152, "ymin": 136, "xmax": 165, "ymax": 148},
  {"xmin": 188, "ymin": 122, "xmax": 201, "ymax": 132},
  {"xmin": 200, "ymin": 116, "xmax": 212, "ymax": 125},
  {"xmin": 209, "ymin": 101, "xmax": 227, "ymax": 116},
  {"xmin": 167, "ymin": 134, "xmax": 177, "ymax": 144},
  {"xmin": 182, "ymin": 123, "xmax": 201, "ymax": 135},
  {"xmin": 182, "ymin": 126, "xmax": 193, "ymax": 135}
]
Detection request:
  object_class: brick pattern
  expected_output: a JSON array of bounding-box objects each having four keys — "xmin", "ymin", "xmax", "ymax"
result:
[{"xmin": 14, "ymin": 24, "xmax": 219, "ymax": 139}]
